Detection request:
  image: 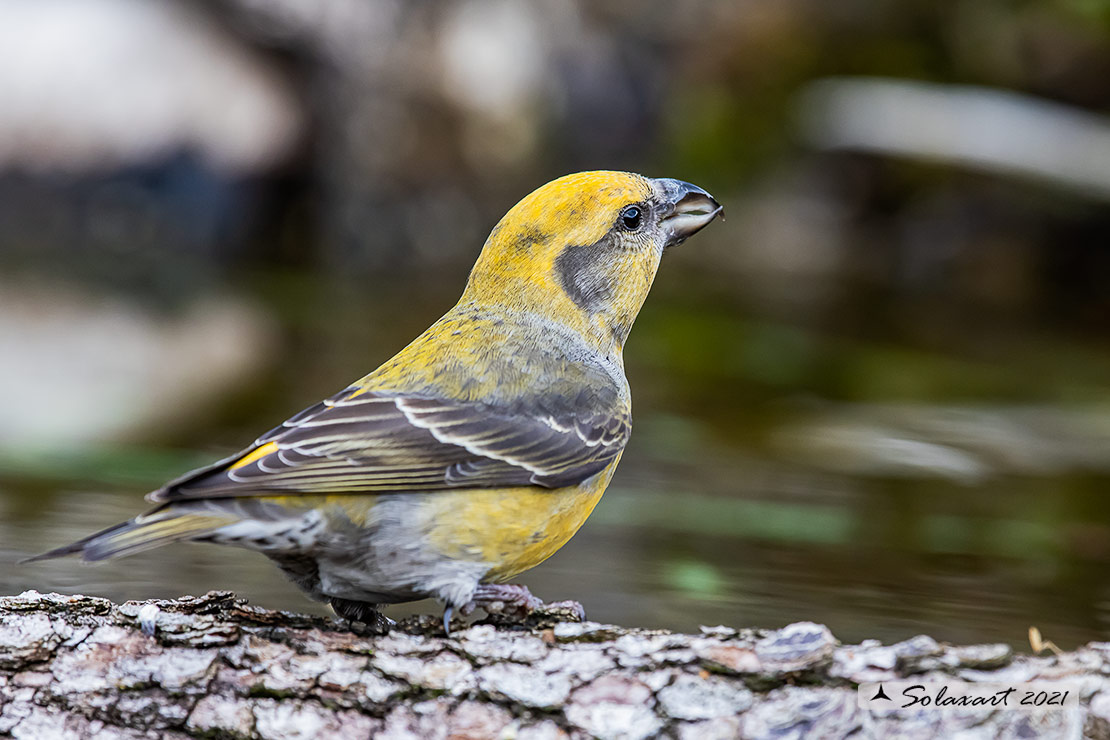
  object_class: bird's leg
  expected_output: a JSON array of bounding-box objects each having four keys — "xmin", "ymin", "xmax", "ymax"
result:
[
  {"xmin": 329, "ymin": 597, "xmax": 395, "ymax": 635},
  {"xmin": 468, "ymin": 584, "xmax": 586, "ymax": 625}
]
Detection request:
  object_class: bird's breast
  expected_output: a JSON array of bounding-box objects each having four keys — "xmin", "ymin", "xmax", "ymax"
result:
[{"xmin": 424, "ymin": 454, "xmax": 621, "ymax": 582}]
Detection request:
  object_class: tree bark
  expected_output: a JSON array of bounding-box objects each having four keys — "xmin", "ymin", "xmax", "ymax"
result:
[{"xmin": 0, "ymin": 590, "xmax": 1102, "ymax": 739}]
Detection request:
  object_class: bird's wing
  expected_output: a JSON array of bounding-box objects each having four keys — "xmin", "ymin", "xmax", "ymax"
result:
[{"xmin": 148, "ymin": 387, "xmax": 629, "ymax": 502}]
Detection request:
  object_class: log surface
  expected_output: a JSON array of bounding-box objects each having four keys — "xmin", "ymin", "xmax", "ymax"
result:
[{"xmin": 0, "ymin": 590, "xmax": 1103, "ymax": 739}]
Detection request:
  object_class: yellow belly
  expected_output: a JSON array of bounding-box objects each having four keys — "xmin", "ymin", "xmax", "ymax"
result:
[{"xmin": 425, "ymin": 456, "xmax": 618, "ymax": 582}]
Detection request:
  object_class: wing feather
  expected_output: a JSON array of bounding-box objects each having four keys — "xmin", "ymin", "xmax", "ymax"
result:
[{"xmin": 149, "ymin": 386, "xmax": 629, "ymax": 502}]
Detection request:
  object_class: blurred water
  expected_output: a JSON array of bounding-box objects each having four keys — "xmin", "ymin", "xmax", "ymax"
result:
[{"xmin": 4, "ymin": 269, "xmax": 1110, "ymax": 649}]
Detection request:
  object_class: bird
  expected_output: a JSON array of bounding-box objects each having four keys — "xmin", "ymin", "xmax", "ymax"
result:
[{"xmin": 28, "ymin": 171, "xmax": 723, "ymax": 634}]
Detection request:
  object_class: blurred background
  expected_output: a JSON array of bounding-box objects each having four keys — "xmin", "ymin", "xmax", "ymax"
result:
[{"xmin": 2, "ymin": 0, "xmax": 1109, "ymax": 648}]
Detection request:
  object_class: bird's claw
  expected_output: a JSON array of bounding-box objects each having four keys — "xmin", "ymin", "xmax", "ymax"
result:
[
  {"xmin": 329, "ymin": 598, "xmax": 395, "ymax": 635},
  {"xmin": 466, "ymin": 584, "xmax": 585, "ymax": 628}
]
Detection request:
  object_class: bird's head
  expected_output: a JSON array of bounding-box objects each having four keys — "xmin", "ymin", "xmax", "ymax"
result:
[{"xmin": 462, "ymin": 171, "xmax": 722, "ymax": 353}]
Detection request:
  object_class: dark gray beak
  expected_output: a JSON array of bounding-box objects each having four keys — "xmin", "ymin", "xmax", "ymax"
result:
[{"xmin": 654, "ymin": 178, "xmax": 723, "ymax": 247}]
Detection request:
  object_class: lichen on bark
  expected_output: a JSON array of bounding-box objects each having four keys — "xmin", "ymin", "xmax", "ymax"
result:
[{"xmin": 0, "ymin": 591, "xmax": 1101, "ymax": 739}]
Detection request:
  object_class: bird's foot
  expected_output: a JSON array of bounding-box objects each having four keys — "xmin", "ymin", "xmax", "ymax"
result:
[
  {"xmin": 329, "ymin": 597, "xmax": 395, "ymax": 635},
  {"xmin": 466, "ymin": 584, "xmax": 586, "ymax": 628}
]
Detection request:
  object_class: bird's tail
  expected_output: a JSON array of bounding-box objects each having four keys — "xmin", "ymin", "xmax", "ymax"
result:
[{"xmin": 22, "ymin": 506, "xmax": 234, "ymax": 563}]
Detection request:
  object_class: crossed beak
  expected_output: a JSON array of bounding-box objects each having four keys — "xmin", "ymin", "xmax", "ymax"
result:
[{"xmin": 654, "ymin": 178, "xmax": 724, "ymax": 248}]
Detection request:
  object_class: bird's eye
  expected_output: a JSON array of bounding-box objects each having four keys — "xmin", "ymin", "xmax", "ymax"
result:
[{"xmin": 620, "ymin": 205, "xmax": 643, "ymax": 231}]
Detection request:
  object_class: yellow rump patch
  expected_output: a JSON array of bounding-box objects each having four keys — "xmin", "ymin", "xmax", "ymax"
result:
[{"xmin": 228, "ymin": 441, "xmax": 279, "ymax": 470}]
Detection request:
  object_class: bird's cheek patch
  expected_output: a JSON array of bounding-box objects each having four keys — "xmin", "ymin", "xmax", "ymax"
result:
[{"xmin": 554, "ymin": 240, "xmax": 616, "ymax": 314}]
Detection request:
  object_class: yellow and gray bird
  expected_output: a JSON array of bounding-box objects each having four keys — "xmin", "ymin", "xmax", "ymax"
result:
[{"xmin": 31, "ymin": 171, "xmax": 722, "ymax": 632}]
